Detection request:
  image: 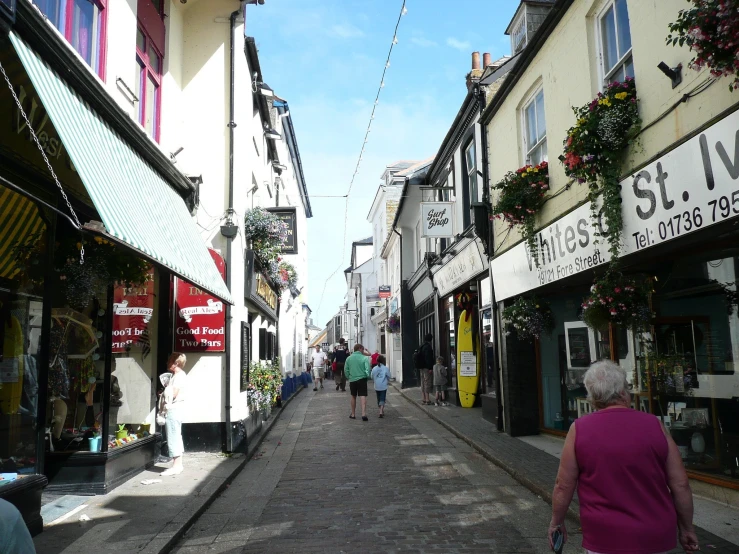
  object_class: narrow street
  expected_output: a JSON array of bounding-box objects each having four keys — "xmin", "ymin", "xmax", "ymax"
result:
[{"xmin": 171, "ymin": 380, "xmax": 562, "ymax": 553}]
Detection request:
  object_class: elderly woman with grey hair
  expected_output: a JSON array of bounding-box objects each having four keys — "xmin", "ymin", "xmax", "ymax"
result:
[{"xmin": 548, "ymin": 360, "xmax": 700, "ymax": 554}]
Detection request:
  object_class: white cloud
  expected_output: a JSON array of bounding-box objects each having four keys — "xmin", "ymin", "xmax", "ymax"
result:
[
  {"xmin": 446, "ymin": 37, "xmax": 472, "ymax": 51},
  {"xmin": 411, "ymin": 37, "xmax": 438, "ymax": 48},
  {"xmin": 330, "ymin": 23, "xmax": 365, "ymax": 39}
]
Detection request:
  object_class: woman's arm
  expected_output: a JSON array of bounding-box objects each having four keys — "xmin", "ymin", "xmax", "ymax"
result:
[
  {"xmin": 549, "ymin": 423, "xmax": 578, "ymax": 546},
  {"xmin": 662, "ymin": 426, "xmax": 700, "ymax": 551}
]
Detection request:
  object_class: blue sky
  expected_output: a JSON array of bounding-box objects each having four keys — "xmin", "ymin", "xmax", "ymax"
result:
[{"xmin": 248, "ymin": 0, "xmax": 521, "ymax": 326}]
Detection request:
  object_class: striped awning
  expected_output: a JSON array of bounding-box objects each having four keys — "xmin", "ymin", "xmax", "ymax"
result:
[
  {"xmin": 0, "ymin": 186, "xmax": 45, "ymax": 281},
  {"xmin": 9, "ymin": 32, "xmax": 233, "ymax": 304}
]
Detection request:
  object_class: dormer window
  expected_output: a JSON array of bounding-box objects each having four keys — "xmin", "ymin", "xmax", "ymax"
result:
[{"xmin": 511, "ymin": 15, "xmax": 527, "ymax": 54}]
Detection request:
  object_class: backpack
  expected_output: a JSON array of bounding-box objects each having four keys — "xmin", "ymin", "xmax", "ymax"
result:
[{"xmin": 413, "ymin": 346, "xmax": 426, "ymax": 370}]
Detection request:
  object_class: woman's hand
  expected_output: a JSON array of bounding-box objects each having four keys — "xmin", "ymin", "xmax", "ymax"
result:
[
  {"xmin": 678, "ymin": 527, "xmax": 700, "ymax": 551},
  {"xmin": 547, "ymin": 522, "xmax": 567, "ymax": 550}
]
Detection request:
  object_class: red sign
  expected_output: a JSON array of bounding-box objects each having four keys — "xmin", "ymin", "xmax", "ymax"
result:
[
  {"xmin": 112, "ymin": 268, "xmax": 155, "ymax": 353},
  {"xmin": 379, "ymin": 285, "xmax": 391, "ymax": 299},
  {"xmin": 174, "ymin": 249, "xmax": 227, "ymax": 352}
]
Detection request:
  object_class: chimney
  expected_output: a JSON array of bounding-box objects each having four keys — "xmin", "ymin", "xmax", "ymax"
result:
[
  {"xmin": 466, "ymin": 51, "xmax": 484, "ymax": 92},
  {"xmin": 483, "ymin": 52, "xmax": 492, "ymax": 68}
]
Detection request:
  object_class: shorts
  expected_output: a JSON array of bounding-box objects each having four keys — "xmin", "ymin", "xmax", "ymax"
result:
[
  {"xmin": 376, "ymin": 389, "xmax": 387, "ymax": 406},
  {"xmin": 420, "ymin": 369, "xmax": 433, "ymax": 393},
  {"xmin": 434, "ymin": 385, "xmax": 447, "ymax": 393},
  {"xmin": 312, "ymin": 366, "xmax": 323, "ymax": 379},
  {"xmin": 349, "ymin": 378, "xmax": 368, "ymax": 397}
]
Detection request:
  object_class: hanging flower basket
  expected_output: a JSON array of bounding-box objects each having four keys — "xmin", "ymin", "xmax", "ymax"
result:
[
  {"xmin": 387, "ymin": 314, "xmax": 400, "ymax": 333},
  {"xmin": 667, "ymin": 0, "xmax": 739, "ymax": 91},
  {"xmin": 244, "ymin": 207, "xmax": 288, "ymax": 267},
  {"xmin": 502, "ymin": 296, "xmax": 554, "ymax": 341},
  {"xmin": 581, "ymin": 272, "xmax": 653, "ymax": 332},
  {"xmin": 491, "ymin": 161, "xmax": 549, "ymax": 266},
  {"xmin": 559, "ymin": 78, "xmax": 641, "ymax": 261},
  {"xmin": 273, "ymin": 260, "xmax": 298, "ymax": 292}
]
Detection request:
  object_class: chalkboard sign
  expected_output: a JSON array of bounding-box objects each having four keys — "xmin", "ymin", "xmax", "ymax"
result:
[{"xmin": 240, "ymin": 322, "xmax": 250, "ymax": 392}]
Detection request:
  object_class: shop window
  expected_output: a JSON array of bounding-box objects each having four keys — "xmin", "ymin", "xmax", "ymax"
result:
[
  {"xmin": 34, "ymin": 0, "xmax": 107, "ymax": 77},
  {"xmin": 522, "ymin": 88, "xmax": 547, "ymax": 166},
  {"xmin": 415, "ymin": 298, "xmax": 436, "ymax": 364},
  {"xmin": 135, "ymin": 26, "xmax": 163, "ymax": 142},
  {"xmin": 598, "ymin": 0, "xmax": 634, "ymax": 85}
]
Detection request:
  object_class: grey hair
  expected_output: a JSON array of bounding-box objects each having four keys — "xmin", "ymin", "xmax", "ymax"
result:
[{"xmin": 583, "ymin": 360, "xmax": 629, "ymax": 410}]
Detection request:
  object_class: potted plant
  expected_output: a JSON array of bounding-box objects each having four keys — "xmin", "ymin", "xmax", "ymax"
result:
[
  {"xmin": 491, "ymin": 161, "xmax": 549, "ymax": 266},
  {"xmin": 581, "ymin": 273, "xmax": 653, "ymax": 332},
  {"xmin": 667, "ymin": 0, "xmax": 739, "ymax": 91},
  {"xmin": 502, "ymin": 296, "xmax": 554, "ymax": 341},
  {"xmin": 115, "ymin": 424, "xmax": 128, "ymax": 440},
  {"xmin": 244, "ymin": 208, "xmax": 288, "ymax": 268}
]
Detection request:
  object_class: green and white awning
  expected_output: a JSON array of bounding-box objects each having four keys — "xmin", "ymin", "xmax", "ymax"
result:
[{"xmin": 9, "ymin": 32, "xmax": 233, "ymax": 304}]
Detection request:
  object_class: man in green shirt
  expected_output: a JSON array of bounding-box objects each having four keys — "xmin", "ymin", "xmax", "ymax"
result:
[{"xmin": 344, "ymin": 344, "xmax": 371, "ymax": 421}]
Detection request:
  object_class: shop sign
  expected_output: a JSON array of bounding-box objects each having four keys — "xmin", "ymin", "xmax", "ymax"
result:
[
  {"xmin": 379, "ymin": 285, "xmax": 391, "ymax": 299},
  {"xmin": 492, "ymin": 109, "xmax": 739, "ymax": 301},
  {"xmin": 256, "ymin": 273, "xmax": 277, "ymax": 309},
  {"xmin": 112, "ymin": 269, "xmax": 155, "ymax": 353},
  {"xmin": 245, "ymin": 250, "xmax": 279, "ymax": 320},
  {"xmin": 266, "ymin": 207, "xmax": 297, "ymax": 254},
  {"xmin": 432, "ymin": 240, "xmax": 488, "ymax": 297},
  {"xmin": 421, "ymin": 202, "xmax": 454, "ymax": 238},
  {"xmin": 175, "ymin": 250, "xmax": 226, "ymax": 352}
]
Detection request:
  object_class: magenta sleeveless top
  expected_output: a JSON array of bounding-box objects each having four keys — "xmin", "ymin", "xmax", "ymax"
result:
[{"xmin": 575, "ymin": 408, "xmax": 677, "ymax": 554}]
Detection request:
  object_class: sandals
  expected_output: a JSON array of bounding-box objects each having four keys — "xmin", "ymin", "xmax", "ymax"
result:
[{"xmin": 349, "ymin": 415, "xmax": 356, "ymax": 419}]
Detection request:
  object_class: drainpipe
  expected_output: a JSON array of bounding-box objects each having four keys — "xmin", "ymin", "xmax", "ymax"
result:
[
  {"xmin": 477, "ymin": 83, "xmax": 503, "ymax": 431},
  {"xmin": 219, "ymin": 5, "xmax": 242, "ymax": 452}
]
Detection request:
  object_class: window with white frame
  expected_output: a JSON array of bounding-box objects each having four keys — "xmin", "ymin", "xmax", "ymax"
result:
[
  {"xmin": 523, "ymin": 89, "xmax": 547, "ymax": 165},
  {"xmin": 598, "ymin": 0, "xmax": 633, "ymax": 84},
  {"xmin": 465, "ymin": 140, "xmax": 478, "ymax": 204},
  {"xmin": 511, "ymin": 16, "xmax": 527, "ymax": 54}
]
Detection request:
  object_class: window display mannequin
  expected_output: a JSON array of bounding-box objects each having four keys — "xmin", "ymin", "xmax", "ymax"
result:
[{"xmin": 47, "ymin": 316, "xmax": 71, "ymax": 442}]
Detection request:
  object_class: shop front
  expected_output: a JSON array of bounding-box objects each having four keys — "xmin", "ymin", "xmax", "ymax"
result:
[
  {"xmin": 0, "ymin": 26, "xmax": 231, "ymax": 527},
  {"xmin": 491, "ymin": 106, "xmax": 739, "ymax": 488},
  {"xmin": 431, "ymin": 237, "xmax": 489, "ymax": 407}
]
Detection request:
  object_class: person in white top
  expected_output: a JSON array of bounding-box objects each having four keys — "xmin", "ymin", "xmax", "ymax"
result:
[
  {"xmin": 310, "ymin": 345, "xmax": 327, "ymax": 391},
  {"xmin": 162, "ymin": 352, "xmax": 188, "ymax": 476}
]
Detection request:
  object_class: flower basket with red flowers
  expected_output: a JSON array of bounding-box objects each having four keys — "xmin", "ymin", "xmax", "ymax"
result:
[
  {"xmin": 667, "ymin": 0, "xmax": 739, "ymax": 91},
  {"xmin": 581, "ymin": 272, "xmax": 653, "ymax": 332},
  {"xmin": 491, "ymin": 161, "xmax": 549, "ymax": 266},
  {"xmin": 558, "ymin": 78, "xmax": 640, "ymax": 262},
  {"xmin": 387, "ymin": 314, "xmax": 400, "ymax": 333}
]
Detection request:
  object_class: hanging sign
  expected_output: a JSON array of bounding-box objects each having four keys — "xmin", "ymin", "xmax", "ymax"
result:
[
  {"xmin": 266, "ymin": 207, "xmax": 298, "ymax": 254},
  {"xmin": 379, "ymin": 285, "xmax": 391, "ymax": 299},
  {"xmin": 112, "ymin": 268, "xmax": 155, "ymax": 353},
  {"xmin": 492, "ymin": 109, "xmax": 739, "ymax": 301},
  {"xmin": 421, "ymin": 202, "xmax": 454, "ymax": 238},
  {"xmin": 175, "ymin": 249, "xmax": 227, "ymax": 352},
  {"xmin": 432, "ymin": 239, "xmax": 488, "ymax": 297}
]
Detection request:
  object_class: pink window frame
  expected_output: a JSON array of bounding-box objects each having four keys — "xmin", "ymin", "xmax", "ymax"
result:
[
  {"xmin": 61, "ymin": 0, "xmax": 108, "ymax": 80},
  {"xmin": 135, "ymin": 27, "xmax": 163, "ymax": 142}
]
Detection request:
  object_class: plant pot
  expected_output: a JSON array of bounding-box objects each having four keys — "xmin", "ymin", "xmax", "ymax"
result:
[
  {"xmin": 115, "ymin": 430, "xmax": 128, "ymax": 440},
  {"xmin": 261, "ymin": 409, "xmax": 269, "ymax": 421},
  {"xmin": 88, "ymin": 437, "xmax": 101, "ymax": 452},
  {"xmin": 139, "ymin": 423, "xmax": 151, "ymax": 435}
]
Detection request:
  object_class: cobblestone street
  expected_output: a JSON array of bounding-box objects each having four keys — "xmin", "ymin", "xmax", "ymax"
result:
[{"xmin": 171, "ymin": 381, "xmax": 572, "ymax": 553}]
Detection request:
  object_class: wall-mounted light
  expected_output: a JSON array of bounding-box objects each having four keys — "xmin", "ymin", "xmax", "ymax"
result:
[
  {"xmin": 657, "ymin": 62, "xmax": 683, "ymax": 89},
  {"xmin": 264, "ymin": 127, "xmax": 282, "ymax": 140}
]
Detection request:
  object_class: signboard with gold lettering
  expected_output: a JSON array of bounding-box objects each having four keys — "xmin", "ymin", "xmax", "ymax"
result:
[
  {"xmin": 244, "ymin": 250, "xmax": 279, "ymax": 320},
  {"xmin": 266, "ymin": 207, "xmax": 297, "ymax": 254},
  {"xmin": 175, "ymin": 249, "xmax": 227, "ymax": 352}
]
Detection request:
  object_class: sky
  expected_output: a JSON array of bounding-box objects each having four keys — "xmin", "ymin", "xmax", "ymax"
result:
[{"xmin": 247, "ymin": 0, "xmax": 521, "ymax": 326}]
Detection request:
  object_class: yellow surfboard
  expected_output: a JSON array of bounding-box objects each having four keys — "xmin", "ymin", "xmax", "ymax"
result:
[{"xmin": 456, "ymin": 309, "xmax": 480, "ymax": 408}]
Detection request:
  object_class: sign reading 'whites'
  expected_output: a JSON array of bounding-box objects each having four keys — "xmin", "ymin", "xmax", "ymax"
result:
[
  {"xmin": 421, "ymin": 202, "xmax": 454, "ymax": 238},
  {"xmin": 491, "ymin": 109, "xmax": 739, "ymax": 301}
]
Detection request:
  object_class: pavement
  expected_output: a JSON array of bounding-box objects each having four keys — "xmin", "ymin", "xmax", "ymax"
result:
[
  {"xmin": 171, "ymin": 379, "xmax": 576, "ymax": 553},
  {"xmin": 391, "ymin": 383, "xmax": 739, "ymax": 554},
  {"xmin": 32, "ymin": 389, "xmax": 300, "ymax": 554}
]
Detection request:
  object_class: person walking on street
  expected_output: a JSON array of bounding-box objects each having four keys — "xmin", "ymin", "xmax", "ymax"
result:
[
  {"xmin": 371, "ymin": 354, "xmax": 391, "ymax": 418},
  {"xmin": 344, "ymin": 343, "xmax": 371, "ymax": 421},
  {"xmin": 415, "ymin": 334, "xmax": 435, "ymax": 405},
  {"xmin": 310, "ymin": 345, "xmax": 327, "ymax": 391},
  {"xmin": 548, "ymin": 360, "xmax": 699, "ymax": 554},
  {"xmin": 333, "ymin": 338, "xmax": 349, "ymax": 392}
]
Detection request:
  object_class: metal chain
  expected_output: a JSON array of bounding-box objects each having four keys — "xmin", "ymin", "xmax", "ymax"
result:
[{"xmin": 0, "ymin": 59, "xmax": 84, "ymax": 264}]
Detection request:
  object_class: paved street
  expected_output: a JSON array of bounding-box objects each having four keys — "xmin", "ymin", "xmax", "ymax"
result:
[{"xmin": 171, "ymin": 380, "xmax": 572, "ymax": 553}]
